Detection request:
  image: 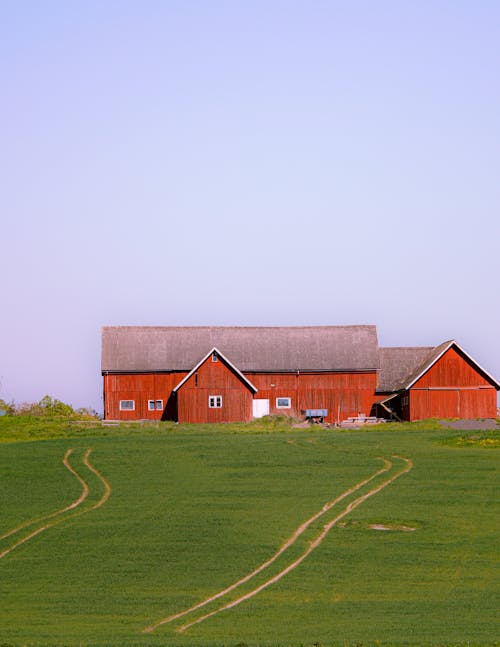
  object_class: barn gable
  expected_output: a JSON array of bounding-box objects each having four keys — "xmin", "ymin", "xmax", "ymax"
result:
[
  {"xmin": 174, "ymin": 348, "xmax": 256, "ymax": 424},
  {"xmin": 377, "ymin": 341, "xmax": 499, "ymax": 421},
  {"xmin": 405, "ymin": 341, "xmax": 500, "ymax": 390},
  {"xmin": 173, "ymin": 347, "xmax": 258, "ymax": 394}
]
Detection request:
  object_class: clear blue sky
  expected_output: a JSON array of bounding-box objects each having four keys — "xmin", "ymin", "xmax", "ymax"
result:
[{"xmin": 1, "ymin": 1, "xmax": 499, "ymax": 412}]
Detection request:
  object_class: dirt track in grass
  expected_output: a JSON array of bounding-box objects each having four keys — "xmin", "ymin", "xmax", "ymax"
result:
[
  {"xmin": 144, "ymin": 456, "xmax": 413, "ymax": 634},
  {"xmin": 0, "ymin": 448, "xmax": 110, "ymax": 560}
]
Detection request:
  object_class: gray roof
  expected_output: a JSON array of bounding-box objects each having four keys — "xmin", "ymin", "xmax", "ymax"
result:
[
  {"xmin": 377, "ymin": 345, "xmax": 437, "ymax": 392},
  {"xmin": 376, "ymin": 340, "xmax": 486, "ymax": 392},
  {"xmin": 101, "ymin": 325, "xmax": 379, "ymax": 373}
]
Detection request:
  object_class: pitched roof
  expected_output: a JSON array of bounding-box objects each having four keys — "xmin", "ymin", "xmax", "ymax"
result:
[
  {"xmin": 404, "ymin": 340, "xmax": 500, "ymax": 390},
  {"xmin": 377, "ymin": 346, "xmax": 435, "ymax": 392},
  {"xmin": 172, "ymin": 348, "xmax": 258, "ymax": 393},
  {"xmin": 101, "ymin": 325, "xmax": 379, "ymax": 373},
  {"xmin": 377, "ymin": 340, "xmax": 500, "ymax": 392}
]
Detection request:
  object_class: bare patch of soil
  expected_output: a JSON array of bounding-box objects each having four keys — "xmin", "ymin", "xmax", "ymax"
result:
[{"xmin": 369, "ymin": 523, "xmax": 416, "ymax": 532}]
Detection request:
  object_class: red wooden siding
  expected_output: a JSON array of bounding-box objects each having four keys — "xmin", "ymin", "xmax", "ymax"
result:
[
  {"xmin": 409, "ymin": 388, "xmax": 495, "ymax": 420},
  {"xmin": 103, "ymin": 345, "xmax": 497, "ymax": 422},
  {"xmin": 246, "ymin": 371, "xmax": 377, "ymax": 423},
  {"xmin": 103, "ymin": 372, "xmax": 186, "ymax": 420},
  {"xmin": 372, "ymin": 393, "xmax": 389, "ymax": 403},
  {"xmin": 177, "ymin": 355, "xmax": 253, "ymax": 424},
  {"xmin": 408, "ymin": 347, "xmax": 497, "ymax": 420}
]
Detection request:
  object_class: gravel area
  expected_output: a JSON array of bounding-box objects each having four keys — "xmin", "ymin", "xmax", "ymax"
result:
[{"xmin": 439, "ymin": 419, "xmax": 499, "ymax": 431}]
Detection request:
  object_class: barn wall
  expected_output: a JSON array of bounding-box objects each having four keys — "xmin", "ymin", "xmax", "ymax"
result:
[
  {"xmin": 103, "ymin": 370, "xmax": 377, "ymax": 423},
  {"xmin": 246, "ymin": 371, "xmax": 377, "ymax": 423},
  {"xmin": 177, "ymin": 356, "xmax": 253, "ymax": 423},
  {"xmin": 414, "ymin": 347, "xmax": 494, "ymax": 388},
  {"xmin": 409, "ymin": 388, "xmax": 496, "ymax": 420},
  {"xmin": 408, "ymin": 347, "xmax": 497, "ymax": 420},
  {"xmin": 103, "ymin": 372, "xmax": 186, "ymax": 420}
]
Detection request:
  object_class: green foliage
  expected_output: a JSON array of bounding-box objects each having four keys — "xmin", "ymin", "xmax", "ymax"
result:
[
  {"xmin": 232, "ymin": 413, "xmax": 304, "ymax": 432},
  {"xmin": 0, "ymin": 398, "xmax": 15, "ymax": 415},
  {"xmin": 441, "ymin": 429, "xmax": 500, "ymax": 448},
  {"xmin": 368, "ymin": 419, "xmax": 447, "ymax": 432},
  {"xmin": 38, "ymin": 394, "xmax": 75, "ymax": 416},
  {"xmin": 1, "ymin": 395, "xmax": 100, "ymax": 423},
  {"xmin": 0, "ymin": 414, "xmax": 102, "ymax": 443}
]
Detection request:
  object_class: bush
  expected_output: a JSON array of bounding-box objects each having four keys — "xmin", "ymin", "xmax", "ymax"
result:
[{"xmin": 0, "ymin": 399, "xmax": 15, "ymax": 415}]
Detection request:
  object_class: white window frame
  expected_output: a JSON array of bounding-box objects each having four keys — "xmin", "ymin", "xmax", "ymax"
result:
[
  {"xmin": 208, "ymin": 395, "xmax": 222, "ymax": 408},
  {"xmin": 148, "ymin": 399, "xmax": 164, "ymax": 411},
  {"xmin": 276, "ymin": 397, "xmax": 291, "ymax": 409},
  {"xmin": 119, "ymin": 400, "xmax": 135, "ymax": 411}
]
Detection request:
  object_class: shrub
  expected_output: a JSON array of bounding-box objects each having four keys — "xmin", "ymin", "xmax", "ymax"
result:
[{"xmin": 0, "ymin": 399, "xmax": 15, "ymax": 415}]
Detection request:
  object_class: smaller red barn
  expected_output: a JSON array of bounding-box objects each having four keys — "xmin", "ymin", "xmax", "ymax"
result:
[
  {"xmin": 374, "ymin": 341, "xmax": 500, "ymax": 421},
  {"xmin": 173, "ymin": 348, "xmax": 257, "ymax": 424}
]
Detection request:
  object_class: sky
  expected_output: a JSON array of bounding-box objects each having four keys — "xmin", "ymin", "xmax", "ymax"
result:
[{"xmin": 1, "ymin": 1, "xmax": 499, "ymax": 413}]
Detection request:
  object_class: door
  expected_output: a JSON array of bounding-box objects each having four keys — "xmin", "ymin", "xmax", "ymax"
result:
[{"xmin": 252, "ymin": 399, "xmax": 270, "ymax": 418}]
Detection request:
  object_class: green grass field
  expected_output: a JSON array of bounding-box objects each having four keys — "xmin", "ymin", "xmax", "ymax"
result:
[{"xmin": 0, "ymin": 417, "xmax": 498, "ymax": 646}]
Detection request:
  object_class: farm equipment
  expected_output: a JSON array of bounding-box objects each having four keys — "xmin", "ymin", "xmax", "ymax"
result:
[{"xmin": 302, "ymin": 409, "xmax": 328, "ymax": 423}]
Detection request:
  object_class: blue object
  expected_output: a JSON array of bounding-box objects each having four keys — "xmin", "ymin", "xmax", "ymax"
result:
[{"xmin": 302, "ymin": 409, "xmax": 328, "ymax": 417}]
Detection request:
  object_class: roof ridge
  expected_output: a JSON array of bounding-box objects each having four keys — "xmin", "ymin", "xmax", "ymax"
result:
[
  {"xmin": 102, "ymin": 324, "xmax": 377, "ymax": 329},
  {"xmin": 380, "ymin": 345, "xmax": 434, "ymax": 350}
]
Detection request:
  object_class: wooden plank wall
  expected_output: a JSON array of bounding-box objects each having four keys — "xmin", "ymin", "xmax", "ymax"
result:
[
  {"xmin": 104, "ymin": 346, "xmax": 497, "ymax": 422},
  {"xmin": 103, "ymin": 372, "xmax": 186, "ymax": 420},
  {"xmin": 409, "ymin": 388, "xmax": 496, "ymax": 420},
  {"xmin": 246, "ymin": 371, "xmax": 377, "ymax": 423},
  {"xmin": 409, "ymin": 347, "xmax": 497, "ymax": 420},
  {"xmin": 104, "ymin": 370, "xmax": 378, "ymax": 423},
  {"xmin": 177, "ymin": 355, "xmax": 253, "ymax": 423}
]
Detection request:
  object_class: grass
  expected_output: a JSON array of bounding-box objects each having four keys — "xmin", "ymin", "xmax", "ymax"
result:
[{"xmin": 0, "ymin": 417, "xmax": 498, "ymax": 646}]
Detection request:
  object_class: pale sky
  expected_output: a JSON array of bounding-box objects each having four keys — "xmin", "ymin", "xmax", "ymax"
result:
[{"xmin": 1, "ymin": 1, "xmax": 499, "ymax": 412}]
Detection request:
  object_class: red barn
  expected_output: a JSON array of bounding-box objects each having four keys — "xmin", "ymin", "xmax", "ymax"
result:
[
  {"xmin": 101, "ymin": 325, "xmax": 379, "ymax": 423},
  {"xmin": 101, "ymin": 327, "xmax": 499, "ymax": 423},
  {"xmin": 374, "ymin": 341, "xmax": 500, "ymax": 421}
]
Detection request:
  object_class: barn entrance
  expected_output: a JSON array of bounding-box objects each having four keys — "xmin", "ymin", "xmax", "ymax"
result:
[{"xmin": 252, "ymin": 399, "xmax": 270, "ymax": 418}]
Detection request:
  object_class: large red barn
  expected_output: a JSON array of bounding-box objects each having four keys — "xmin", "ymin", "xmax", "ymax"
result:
[
  {"xmin": 101, "ymin": 326, "xmax": 499, "ymax": 423},
  {"xmin": 101, "ymin": 325, "xmax": 378, "ymax": 424}
]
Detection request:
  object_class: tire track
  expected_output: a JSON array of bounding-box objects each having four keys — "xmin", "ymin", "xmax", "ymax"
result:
[
  {"xmin": 178, "ymin": 456, "xmax": 412, "ymax": 632},
  {"xmin": 0, "ymin": 449, "xmax": 111, "ymax": 560},
  {"xmin": 0, "ymin": 448, "xmax": 89, "ymax": 543},
  {"xmin": 143, "ymin": 456, "xmax": 392, "ymax": 634},
  {"xmin": 81, "ymin": 450, "xmax": 112, "ymax": 512}
]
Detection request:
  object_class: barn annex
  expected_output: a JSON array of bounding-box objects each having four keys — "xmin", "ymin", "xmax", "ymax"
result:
[{"xmin": 101, "ymin": 326, "xmax": 499, "ymax": 423}]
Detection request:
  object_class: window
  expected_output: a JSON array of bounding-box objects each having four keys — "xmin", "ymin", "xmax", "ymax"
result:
[
  {"xmin": 119, "ymin": 400, "xmax": 135, "ymax": 411},
  {"xmin": 276, "ymin": 397, "xmax": 291, "ymax": 409},
  {"xmin": 148, "ymin": 400, "xmax": 163, "ymax": 411},
  {"xmin": 212, "ymin": 351, "xmax": 218, "ymax": 362},
  {"xmin": 208, "ymin": 395, "xmax": 222, "ymax": 408}
]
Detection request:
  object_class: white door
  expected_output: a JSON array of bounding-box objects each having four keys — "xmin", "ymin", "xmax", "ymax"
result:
[{"xmin": 252, "ymin": 399, "xmax": 270, "ymax": 418}]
